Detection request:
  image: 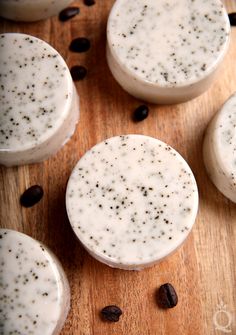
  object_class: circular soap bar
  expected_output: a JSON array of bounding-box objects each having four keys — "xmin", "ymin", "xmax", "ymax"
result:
[
  {"xmin": 0, "ymin": 229, "xmax": 70, "ymax": 334},
  {"xmin": 66, "ymin": 135, "xmax": 199, "ymax": 270},
  {"xmin": 106, "ymin": 0, "xmax": 230, "ymax": 104},
  {"xmin": 0, "ymin": 0, "xmax": 73, "ymax": 22},
  {"xmin": 203, "ymin": 92, "xmax": 236, "ymax": 203},
  {"xmin": 0, "ymin": 33, "xmax": 79, "ymax": 166}
]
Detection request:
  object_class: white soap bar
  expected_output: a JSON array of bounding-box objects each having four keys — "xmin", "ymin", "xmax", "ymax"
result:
[
  {"xmin": 0, "ymin": 229, "xmax": 70, "ymax": 335},
  {"xmin": 0, "ymin": 33, "xmax": 79, "ymax": 167},
  {"xmin": 0, "ymin": 0, "xmax": 73, "ymax": 22},
  {"xmin": 203, "ymin": 92, "xmax": 236, "ymax": 203},
  {"xmin": 66, "ymin": 135, "xmax": 199, "ymax": 270},
  {"xmin": 107, "ymin": 0, "xmax": 230, "ymax": 104}
]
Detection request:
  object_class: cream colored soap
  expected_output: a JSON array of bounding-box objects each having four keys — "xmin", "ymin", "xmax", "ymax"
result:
[
  {"xmin": 107, "ymin": 0, "xmax": 230, "ymax": 104},
  {"xmin": 0, "ymin": 229, "xmax": 70, "ymax": 335},
  {"xmin": 66, "ymin": 135, "xmax": 199, "ymax": 270},
  {"xmin": 203, "ymin": 92, "xmax": 236, "ymax": 203},
  {"xmin": 0, "ymin": 0, "xmax": 73, "ymax": 22},
  {"xmin": 0, "ymin": 33, "xmax": 79, "ymax": 166}
]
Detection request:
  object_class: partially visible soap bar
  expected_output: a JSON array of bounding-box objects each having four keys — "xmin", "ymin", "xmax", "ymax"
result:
[
  {"xmin": 203, "ymin": 92, "xmax": 236, "ymax": 203},
  {"xmin": 0, "ymin": 229, "xmax": 70, "ymax": 335},
  {"xmin": 66, "ymin": 135, "xmax": 199, "ymax": 270},
  {"xmin": 106, "ymin": 0, "xmax": 230, "ymax": 104},
  {"xmin": 0, "ymin": 0, "xmax": 73, "ymax": 22},
  {"xmin": 0, "ymin": 33, "xmax": 79, "ymax": 166}
]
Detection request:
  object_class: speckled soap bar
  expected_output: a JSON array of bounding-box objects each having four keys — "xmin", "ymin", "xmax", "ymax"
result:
[
  {"xmin": 107, "ymin": 0, "xmax": 230, "ymax": 104},
  {"xmin": 203, "ymin": 92, "xmax": 236, "ymax": 203},
  {"xmin": 0, "ymin": 0, "xmax": 73, "ymax": 22},
  {"xmin": 0, "ymin": 229, "xmax": 70, "ymax": 335},
  {"xmin": 66, "ymin": 135, "xmax": 199, "ymax": 270},
  {"xmin": 0, "ymin": 33, "xmax": 79, "ymax": 166}
]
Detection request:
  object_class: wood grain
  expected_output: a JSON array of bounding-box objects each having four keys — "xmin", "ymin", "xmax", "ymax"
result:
[{"xmin": 0, "ymin": 1, "xmax": 236, "ymax": 334}]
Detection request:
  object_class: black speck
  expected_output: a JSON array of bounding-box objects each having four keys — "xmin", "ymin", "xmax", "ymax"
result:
[
  {"xmin": 70, "ymin": 65, "xmax": 87, "ymax": 81},
  {"xmin": 69, "ymin": 38, "xmax": 91, "ymax": 53},
  {"xmin": 157, "ymin": 283, "xmax": 178, "ymax": 308},
  {"xmin": 228, "ymin": 12, "xmax": 236, "ymax": 26},
  {"xmin": 84, "ymin": 0, "xmax": 95, "ymax": 6},
  {"xmin": 20, "ymin": 185, "xmax": 44, "ymax": 208},
  {"xmin": 101, "ymin": 305, "xmax": 122, "ymax": 322},
  {"xmin": 133, "ymin": 105, "xmax": 149, "ymax": 122},
  {"xmin": 59, "ymin": 7, "xmax": 80, "ymax": 21}
]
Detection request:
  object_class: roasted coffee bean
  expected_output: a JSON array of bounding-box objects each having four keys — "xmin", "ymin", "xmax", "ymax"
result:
[
  {"xmin": 84, "ymin": 0, "xmax": 95, "ymax": 6},
  {"xmin": 69, "ymin": 38, "xmax": 91, "ymax": 53},
  {"xmin": 20, "ymin": 185, "xmax": 44, "ymax": 208},
  {"xmin": 70, "ymin": 65, "xmax": 87, "ymax": 81},
  {"xmin": 228, "ymin": 13, "xmax": 236, "ymax": 26},
  {"xmin": 59, "ymin": 7, "xmax": 80, "ymax": 21},
  {"xmin": 101, "ymin": 305, "xmax": 122, "ymax": 322},
  {"xmin": 157, "ymin": 283, "xmax": 178, "ymax": 308},
  {"xmin": 133, "ymin": 104, "xmax": 149, "ymax": 122}
]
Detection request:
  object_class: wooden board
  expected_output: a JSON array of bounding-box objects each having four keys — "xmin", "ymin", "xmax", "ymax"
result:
[{"xmin": 0, "ymin": 1, "xmax": 236, "ymax": 334}]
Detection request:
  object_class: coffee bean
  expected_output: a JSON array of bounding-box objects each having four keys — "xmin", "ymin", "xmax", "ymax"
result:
[
  {"xmin": 84, "ymin": 0, "xmax": 95, "ymax": 6},
  {"xmin": 228, "ymin": 13, "xmax": 236, "ymax": 26},
  {"xmin": 59, "ymin": 7, "xmax": 80, "ymax": 21},
  {"xmin": 133, "ymin": 105, "xmax": 149, "ymax": 122},
  {"xmin": 101, "ymin": 305, "xmax": 122, "ymax": 322},
  {"xmin": 70, "ymin": 66, "xmax": 87, "ymax": 81},
  {"xmin": 20, "ymin": 185, "xmax": 44, "ymax": 208},
  {"xmin": 69, "ymin": 38, "xmax": 91, "ymax": 53},
  {"xmin": 157, "ymin": 283, "xmax": 178, "ymax": 308}
]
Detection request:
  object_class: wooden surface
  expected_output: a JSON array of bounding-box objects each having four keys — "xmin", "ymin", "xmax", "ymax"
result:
[{"xmin": 0, "ymin": 1, "xmax": 236, "ymax": 334}]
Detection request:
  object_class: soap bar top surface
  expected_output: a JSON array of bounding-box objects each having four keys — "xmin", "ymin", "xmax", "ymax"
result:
[
  {"xmin": 107, "ymin": 0, "xmax": 230, "ymax": 87},
  {"xmin": 66, "ymin": 135, "xmax": 199, "ymax": 268},
  {"xmin": 212, "ymin": 92, "xmax": 236, "ymax": 176},
  {"xmin": 0, "ymin": 229, "xmax": 70, "ymax": 335},
  {"xmin": 0, "ymin": 33, "xmax": 73, "ymax": 152}
]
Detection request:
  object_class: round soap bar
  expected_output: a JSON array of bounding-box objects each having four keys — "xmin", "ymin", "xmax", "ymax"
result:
[
  {"xmin": 0, "ymin": 229, "xmax": 70, "ymax": 334},
  {"xmin": 106, "ymin": 0, "xmax": 230, "ymax": 104},
  {"xmin": 0, "ymin": 33, "xmax": 79, "ymax": 167},
  {"xmin": 66, "ymin": 135, "xmax": 199, "ymax": 270},
  {"xmin": 203, "ymin": 92, "xmax": 236, "ymax": 203},
  {"xmin": 0, "ymin": 0, "xmax": 73, "ymax": 22}
]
